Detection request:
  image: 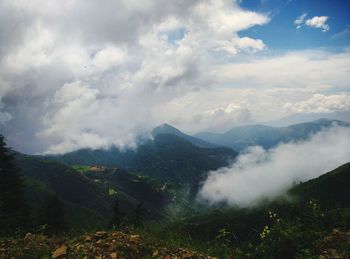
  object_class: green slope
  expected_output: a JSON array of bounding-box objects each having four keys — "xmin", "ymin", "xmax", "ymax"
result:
[
  {"xmin": 15, "ymin": 154, "xmax": 178, "ymax": 230},
  {"xmin": 289, "ymin": 162, "xmax": 350, "ymax": 208}
]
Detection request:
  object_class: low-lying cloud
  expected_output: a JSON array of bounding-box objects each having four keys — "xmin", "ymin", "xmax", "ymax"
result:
[{"xmin": 198, "ymin": 125, "xmax": 350, "ymax": 207}]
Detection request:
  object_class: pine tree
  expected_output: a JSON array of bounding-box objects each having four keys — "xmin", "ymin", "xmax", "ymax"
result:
[{"xmin": 0, "ymin": 135, "xmax": 29, "ymax": 236}]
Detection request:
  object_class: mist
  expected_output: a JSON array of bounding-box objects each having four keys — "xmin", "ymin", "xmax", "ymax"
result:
[{"xmin": 198, "ymin": 125, "xmax": 350, "ymax": 207}]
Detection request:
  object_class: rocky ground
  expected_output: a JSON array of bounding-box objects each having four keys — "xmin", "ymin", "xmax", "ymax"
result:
[
  {"xmin": 317, "ymin": 229, "xmax": 350, "ymax": 259},
  {"xmin": 0, "ymin": 231, "xmax": 216, "ymax": 259}
]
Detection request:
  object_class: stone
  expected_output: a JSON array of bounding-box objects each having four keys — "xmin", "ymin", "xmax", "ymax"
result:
[
  {"xmin": 52, "ymin": 245, "xmax": 67, "ymax": 259},
  {"xmin": 95, "ymin": 231, "xmax": 108, "ymax": 238},
  {"xmin": 24, "ymin": 233, "xmax": 32, "ymax": 241},
  {"xmin": 129, "ymin": 235, "xmax": 141, "ymax": 243}
]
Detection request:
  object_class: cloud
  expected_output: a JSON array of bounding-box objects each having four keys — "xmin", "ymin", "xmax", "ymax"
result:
[
  {"xmin": 284, "ymin": 93, "xmax": 350, "ymax": 114},
  {"xmin": 213, "ymin": 50, "xmax": 350, "ymax": 90},
  {"xmin": 39, "ymin": 80, "xmax": 155, "ymax": 154},
  {"xmin": 0, "ymin": 0, "xmax": 347, "ymax": 154},
  {"xmin": 305, "ymin": 16, "xmax": 330, "ymax": 32},
  {"xmin": 0, "ymin": 100, "xmax": 12, "ymax": 125},
  {"xmin": 216, "ymin": 37, "xmax": 266, "ymax": 55},
  {"xmin": 294, "ymin": 13, "xmax": 330, "ymax": 32},
  {"xmin": 294, "ymin": 13, "xmax": 307, "ymax": 29},
  {"xmin": 0, "ymin": 0, "xmax": 270, "ymax": 154},
  {"xmin": 198, "ymin": 125, "xmax": 350, "ymax": 207}
]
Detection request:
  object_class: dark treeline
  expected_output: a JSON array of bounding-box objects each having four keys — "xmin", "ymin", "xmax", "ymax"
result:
[{"xmin": 0, "ymin": 135, "xmax": 30, "ymax": 236}]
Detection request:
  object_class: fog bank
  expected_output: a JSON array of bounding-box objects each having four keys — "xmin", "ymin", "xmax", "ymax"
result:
[{"xmin": 198, "ymin": 126, "xmax": 350, "ymax": 207}]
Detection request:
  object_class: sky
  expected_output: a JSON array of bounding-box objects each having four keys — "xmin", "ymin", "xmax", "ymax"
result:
[{"xmin": 0, "ymin": 0, "xmax": 349, "ymax": 154}]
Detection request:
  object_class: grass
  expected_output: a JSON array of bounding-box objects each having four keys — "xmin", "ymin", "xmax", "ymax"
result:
[{"xmin": 71, "ymin": 165, "xmax": 91, "ymax": 173}]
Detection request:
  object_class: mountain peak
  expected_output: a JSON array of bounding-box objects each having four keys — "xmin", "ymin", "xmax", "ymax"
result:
[
  {"xmin": 151, "ymin": 123, "xmax": 222, "ymax": 149},
  {"xmin": 152, "ymin": 123, "xmax": 182, "ymax": 136},
  {"xmin": 158, "ymin": 123, "xmax": 177, "ymax": 129}
]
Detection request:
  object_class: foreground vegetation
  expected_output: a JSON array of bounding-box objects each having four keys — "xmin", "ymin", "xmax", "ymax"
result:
[{"xmin": 1, "ymin": 203, "xmax": 349, "ymax": 258}]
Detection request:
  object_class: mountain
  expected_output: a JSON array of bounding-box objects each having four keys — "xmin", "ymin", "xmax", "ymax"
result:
[
  {"xmin": 151, "ymin": 123, "xmax": 218, "ymax": 148},
  {"xmin": 49, "ymin": 133, "xmax": 237, "ymax": 183},
  {"xmin": 195, "ymin": 119, "xmax": 350, "ymax": 151}
]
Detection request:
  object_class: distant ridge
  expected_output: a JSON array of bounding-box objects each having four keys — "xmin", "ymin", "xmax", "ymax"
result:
[
  {"xmin": 195, "ymin": 118, "xmax": 350, "ymax": 151},
  {"xmin": 263, "ymin": 112, "xmax": 350, "ymax": 127}
]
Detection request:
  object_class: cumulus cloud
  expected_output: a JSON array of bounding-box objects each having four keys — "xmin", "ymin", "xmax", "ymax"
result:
[
  {"xmin": 0, "ymin": 0, "xmax": 270, "ymax": 153},
  {"xmin": 306, "ymin": 16, "xmax": 330, "ymax": 32},
  {"xmin": 294, "ymin": 13, "xmax": 330, "ymax": 32},
  {"xmin": 198, "ymin": 126, "xmax": 350, "ymax": 207},
  {"xmin": 284, "ymin": 93, "xmax": 350, "ymax": 114}
]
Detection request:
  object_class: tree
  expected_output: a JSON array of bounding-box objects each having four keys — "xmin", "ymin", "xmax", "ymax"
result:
[
  {"xmin": 0, "ymin": 135, "xmax": 29, "ymax": 236},
  {"xmin": 43, "ymin": 195, "xmax": 68, "ymax": 235},
  {"xmin": 109, "ymin": 198, "xmax": 123, "ymax": 228}
]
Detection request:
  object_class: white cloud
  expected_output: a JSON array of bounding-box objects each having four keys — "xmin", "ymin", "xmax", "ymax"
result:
[
  {"xmin": 39, "ymin": 81, "xmax": 153, "ymax": 153},
  {"xmin": 294, "ymin": 13, "xmax": 307, "ymax": 29},
  {"xmin": 284, "ymin": 93, "xmax": 350, "ymax": 114},
  {"xmin": 91, "ymin": 46, "xmax": 127, "ymax": 71},
  {"xmin": 305, "ymin": 16, "xmax": 330, "ymax": 32},
  {"xmin": 198, "ymin": 126, "xmax": 350, "ymax": 207},
  {"xmin": 216, "ymin": 37, "xmax": 266, "ymax": 54},
  {"xmin": 213, "ymin": 50, "xmax": 350, "ymax": 90},
  {"xmin": 3, "ymin": 22, "xmax": 57, "ymax": 73},
  {"xmin": 294, "ymin": 14, "xmax": 330, "ymax": 32},
  {"xmin": 0, "ymin": 0, "xmax": 272, "ymax": 153}
]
